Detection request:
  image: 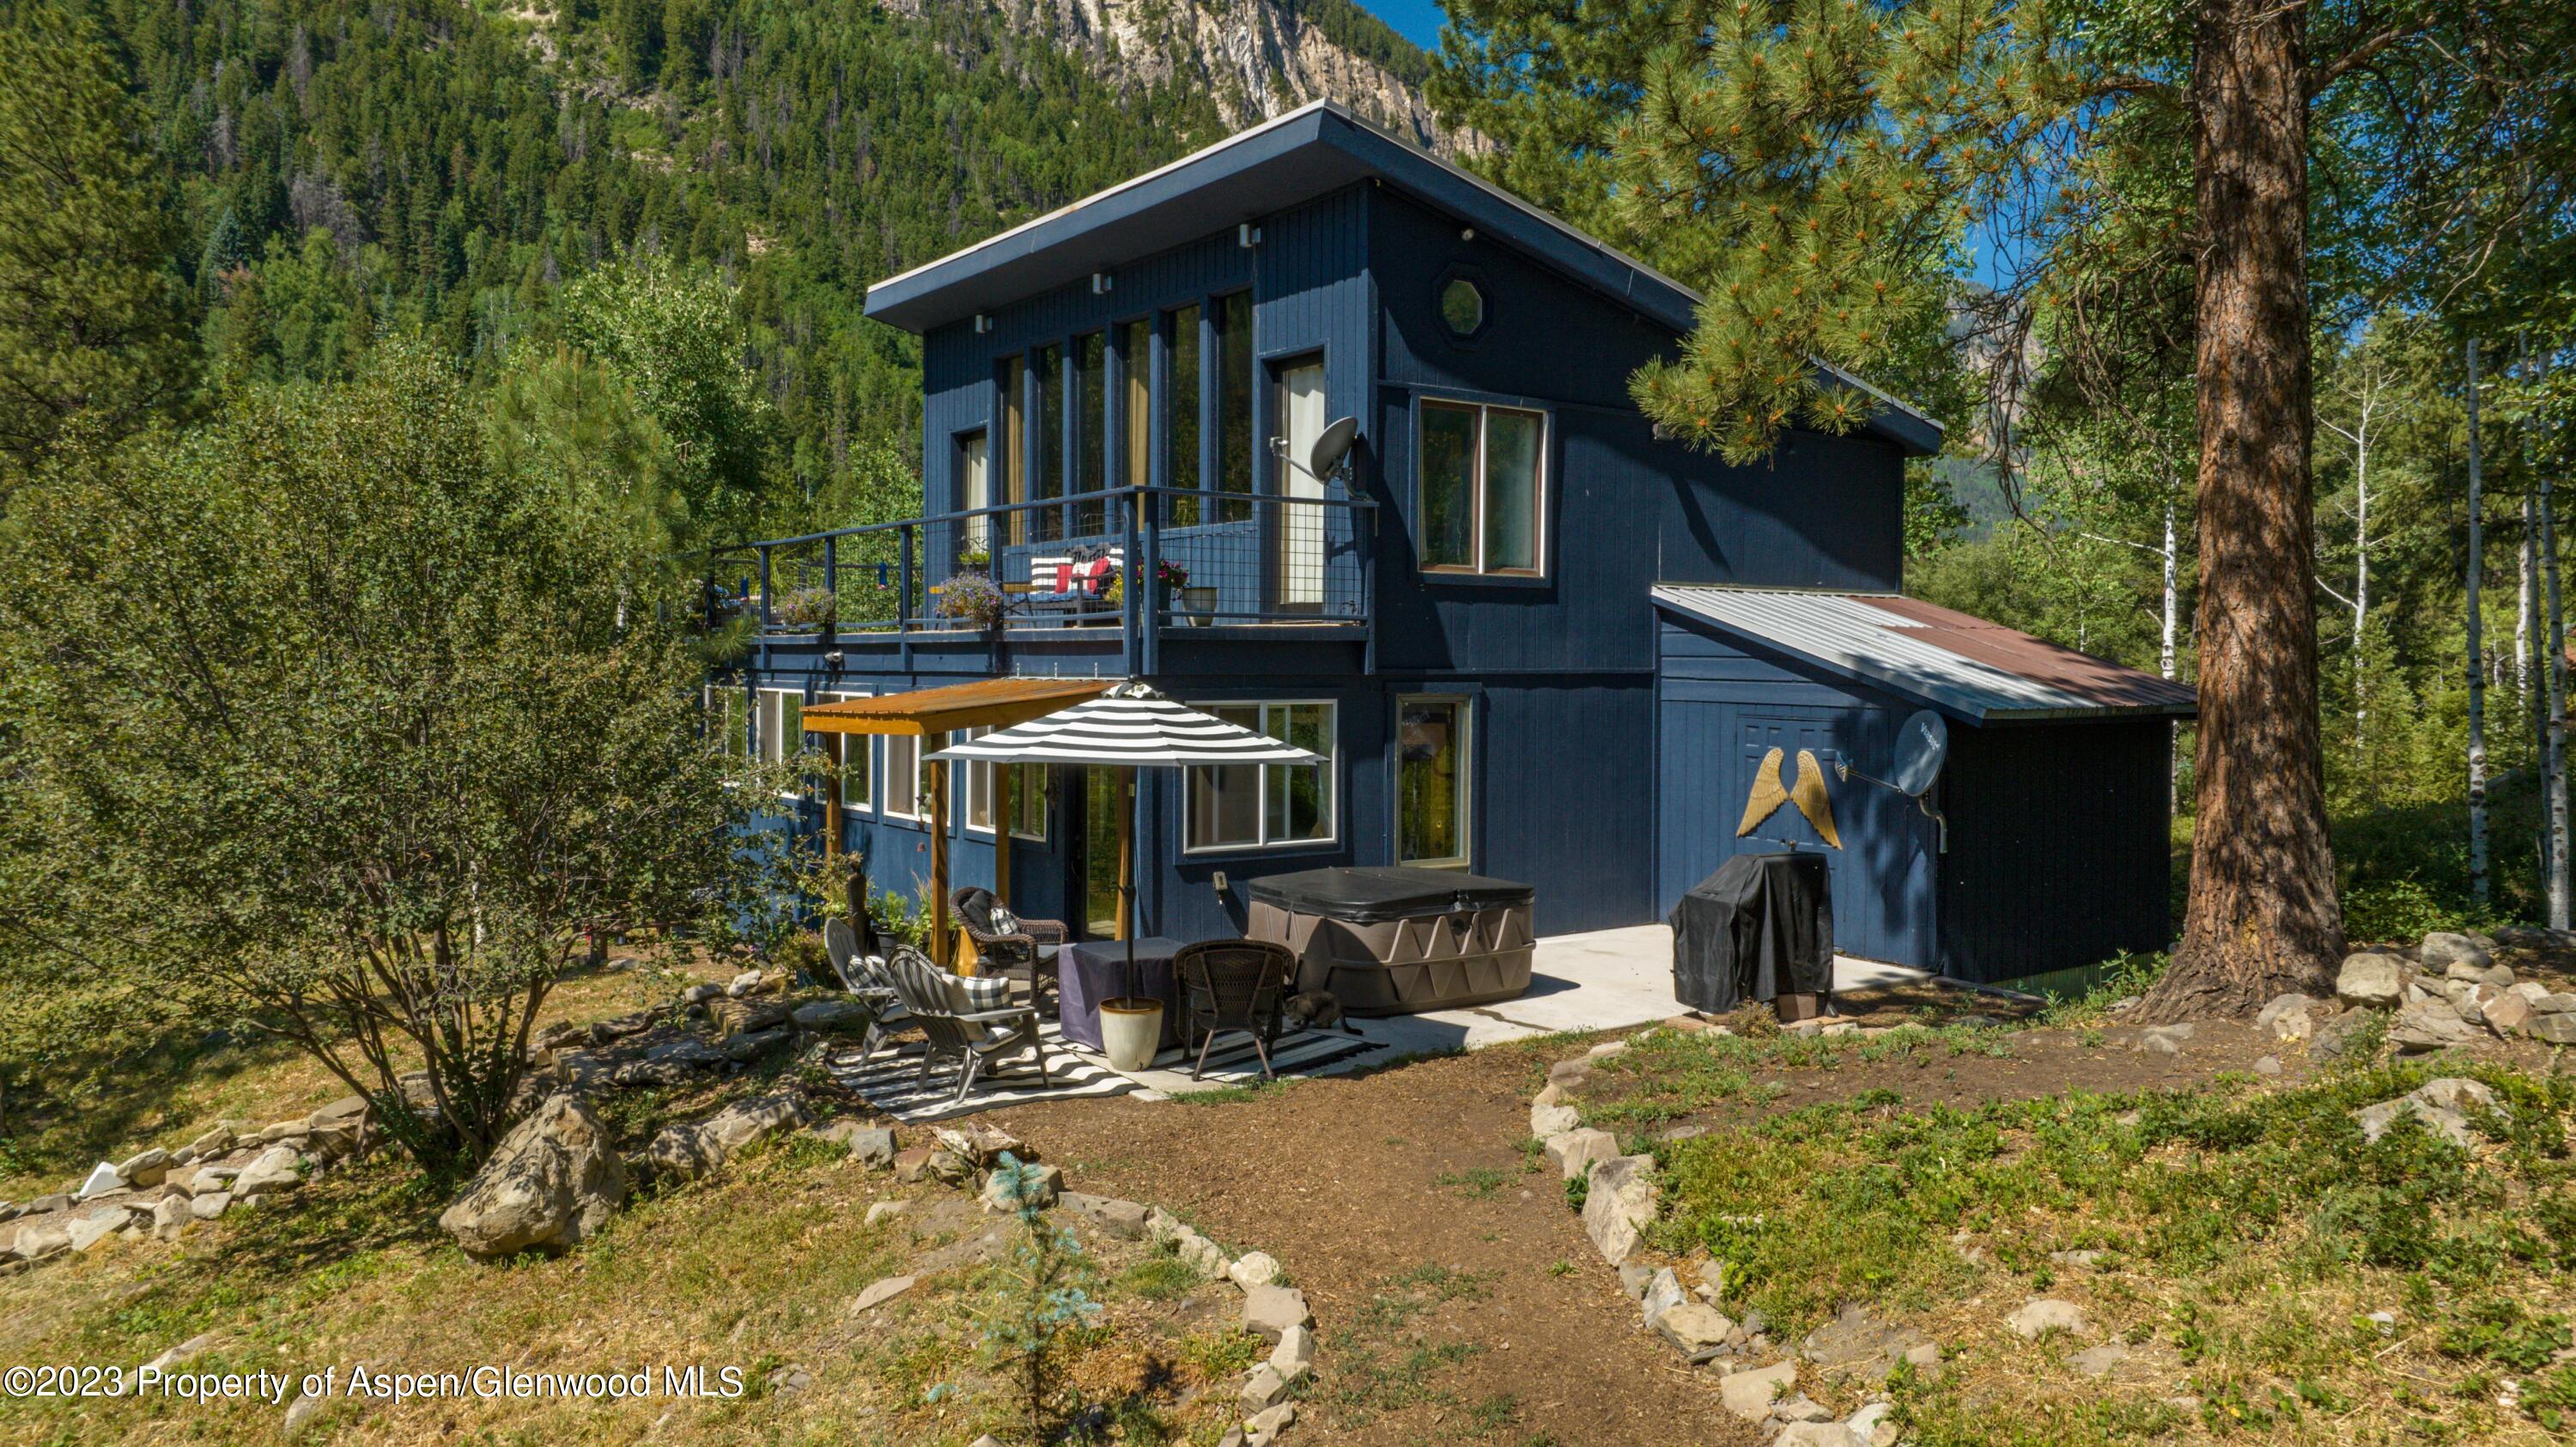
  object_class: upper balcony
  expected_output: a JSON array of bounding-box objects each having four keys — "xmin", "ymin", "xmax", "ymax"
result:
[{"xmin": 699, "ymin": 484, "xmax": 1375, "ymax": 670}]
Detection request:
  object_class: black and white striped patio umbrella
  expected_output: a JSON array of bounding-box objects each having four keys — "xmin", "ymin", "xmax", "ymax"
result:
[{"xmin": 927, "ymin": 681, "xmax": 1321, "ymax": 767}]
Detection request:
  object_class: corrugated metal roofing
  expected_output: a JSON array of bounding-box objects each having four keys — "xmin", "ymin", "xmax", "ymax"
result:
[
  {"xmin": 862, "ymin": 100, "xmax": 1944, "ymax": 458},
  {"xmin": 1653, "ymin": 587, "xmax": 2196, "ymax": 722}
]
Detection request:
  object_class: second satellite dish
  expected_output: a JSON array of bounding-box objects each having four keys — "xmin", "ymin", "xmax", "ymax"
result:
[
  {"xmin": 1887, "ymin": 710, "xmax": 1949, "ymax": 796},
  {"xmin": 1309, "ymin": 416, "xmax": 1359, "ymax": 479}
]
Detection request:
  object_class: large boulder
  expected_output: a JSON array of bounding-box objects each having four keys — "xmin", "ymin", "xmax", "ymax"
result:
[
  {"xmin": 439, "ymin": 1093, "xmax": 626, "ymax": 1259},
  {"xmin": 233, "ymin": 1146, "xmax": 304, "ymax": 1196},
  {"xmin": 2420, "ymin": 933, "xmax": 2495, "ymax": 974},
  {"xmin": 645, "ymin": 1093, "xmax": 811, "ymax": 1183},
  {"xmin": 2389, "ymin": 999, "xmax": 2479, "ymax": 1055},
  {"xmin": 2255, "ymin": 994, "xmax": 2322, "ymax": 1043},
  {"xmin": 2336, "ymin": 952, "xmax": 2409, "ymax": 1008},
  {"xmin": 1544, "ymin": 1128, "xmax": 1620, "ymax": 1182},
  {"xmin": 2354, "ymin": 1077, "xmax": 2498, "ymax": 1148},
  {"xmin": 1582, "ymin": 1154, "xmax": 1660, "ymax": 1265}
]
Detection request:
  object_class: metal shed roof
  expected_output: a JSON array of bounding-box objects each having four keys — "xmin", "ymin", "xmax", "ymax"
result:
[
  {"xmin": 863, "ymin": 100, "xmax": 1944, "ymax": 457},
  {"xmin": 1654, "ymin": 587, "xmax": 2197, "ymax": 723}
]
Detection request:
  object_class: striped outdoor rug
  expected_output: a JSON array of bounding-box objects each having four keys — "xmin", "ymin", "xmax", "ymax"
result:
[{"xmin": 824, "ymin": 1018, "xmax": 1393, "ymax": 1123}]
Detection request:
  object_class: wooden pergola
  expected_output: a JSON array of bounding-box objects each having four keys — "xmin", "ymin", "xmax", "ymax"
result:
[{"xmin": 800, "ymin": 677, "xmax": 1112, "ymax": 967}]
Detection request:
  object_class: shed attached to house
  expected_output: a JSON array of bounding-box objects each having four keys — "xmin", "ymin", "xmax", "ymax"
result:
[{"xmin": 1653, "ymin": 587, "xmax": 2196, "ymax": 984}]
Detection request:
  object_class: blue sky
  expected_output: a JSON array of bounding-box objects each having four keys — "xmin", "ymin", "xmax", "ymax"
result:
[{"xmin": 1363, "ymin": 0, "xmax": 1449, "ymax": 51}]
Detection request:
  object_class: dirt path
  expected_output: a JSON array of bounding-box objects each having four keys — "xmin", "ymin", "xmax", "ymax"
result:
[{"xmin": 988, "ymin": 1043, "xmax": 1758, "ymax": 1446}]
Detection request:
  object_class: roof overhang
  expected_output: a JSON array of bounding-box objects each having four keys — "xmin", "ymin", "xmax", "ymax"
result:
[
  {"xmin": 864, "ymin": 101, "xmax": 1943, "ymax": 458},
  {"xmin": 1654, "ymin": 586, "xmax": 2197, "ymax": 724},
  {"xmin": 801, "ymin": 677, "xmax": 1110, "ymax": 736}
]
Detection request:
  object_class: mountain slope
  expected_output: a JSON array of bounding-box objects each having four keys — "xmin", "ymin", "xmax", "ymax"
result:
[{"xmin": 963, "ymin": 0, "xmax": 1453, "ymax": 150}]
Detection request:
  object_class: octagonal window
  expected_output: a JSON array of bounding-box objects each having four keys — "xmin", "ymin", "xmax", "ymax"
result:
[{"xmin": 1438, "ymin": 277, "xmax": 1485, "ymax": 338}]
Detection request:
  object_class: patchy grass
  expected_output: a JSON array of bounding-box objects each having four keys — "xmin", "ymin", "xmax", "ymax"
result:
[
  {"xmin": 1640, "ymin": 1055, "xmax": 2576, "ymax": 1442},
  {"xmin": 0, "ymin": 951, "xmax": 714, "ymax": 1201},
  {"xmin": 1569, "ymin": 1022, "xmax": 2022, "ymax": 1128},
  {"xmin": 1434, "ymin": 1165, "xmax": 1515, "ymax": 1200}
]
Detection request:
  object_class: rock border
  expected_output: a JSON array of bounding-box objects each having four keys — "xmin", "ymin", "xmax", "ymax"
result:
[
  {"xmin": 846, "ymin": 1118, "xmax": 1317, "ymax": 1447},
  {"xmin": 1533, "ymin": 1018, "xmax": 1914, "ymax": 1446}
]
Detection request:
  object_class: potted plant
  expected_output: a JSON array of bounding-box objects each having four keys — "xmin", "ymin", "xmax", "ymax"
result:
[
  {"xmin": 1097, "ymin": 996, "xmax": 1163, "ymax": 1073},
  {"xmin": 934, "ymin": 571, "xmax": 1006, "ymax": 632},
  {"xmin": 957, "ymin": 542, "xmax": 992, "ymax": 575},
  {"xmin": 774, "ymin": 586, "xmax": 837, "ymax": 630}
]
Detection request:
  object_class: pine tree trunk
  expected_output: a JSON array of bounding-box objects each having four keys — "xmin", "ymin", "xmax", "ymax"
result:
[
  {"xmin": 2468, "ymin": 339, "xmax": 2491, "ymax": 911},
  {"xmin": 2145, "ymin": 0, "xmax": 2342, "ymax": 1020}
]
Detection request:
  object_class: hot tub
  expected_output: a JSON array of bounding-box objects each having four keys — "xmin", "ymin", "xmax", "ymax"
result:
[{"xmin": 1243, "ymin": 866, "xmax": 1535, "ymax": 1016}]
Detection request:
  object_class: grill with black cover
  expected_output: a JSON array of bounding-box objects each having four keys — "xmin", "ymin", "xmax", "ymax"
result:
[{"xmin": 1668, "ymin": 851, "xmax": 1835, "ymax": 1014}]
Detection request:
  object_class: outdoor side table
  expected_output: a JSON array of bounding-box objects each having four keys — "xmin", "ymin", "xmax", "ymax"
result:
[{"xmin": 1058, "ymin": 936, "xmax": 1190, "ymax": 1053}]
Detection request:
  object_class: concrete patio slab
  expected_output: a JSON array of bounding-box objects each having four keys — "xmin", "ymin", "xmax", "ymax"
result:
[{"xmin": 1291, "ymin": 925, "xmax": 1938, "ymax": 1067}]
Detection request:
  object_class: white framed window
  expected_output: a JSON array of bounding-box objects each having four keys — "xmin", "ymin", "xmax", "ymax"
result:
[
  {"xmin": 964, "ymin": 726, "xmax": 995, "ymax": 835},
  {"xmin": 826, "ymin": 691, "xmax": 873, "ymax": 810},
  {"xmin": 1397, "ymin": 695, "xmax": 1472, "ymax": 867},
  {"xmin": 884, "ymin": 733, "xmax": 924, "ymax": 822},
  {"xmin": 1009, "ymin": 763, "xmax": 1049, "ymax": 842},
  {"xmin": 1419, "ymin": 398, "xmax": 1546, "ymax": 576},
  {"xmin": 705, "ymin": 685, "xmax": 749, "ymax": 758},
  {"xmin": 756, "ymin": 689, "xmax": 805, "ymax": 797},
  {"xmin": 1184, "ymin": 701, "xmax": 1336, "ymax": 852}
]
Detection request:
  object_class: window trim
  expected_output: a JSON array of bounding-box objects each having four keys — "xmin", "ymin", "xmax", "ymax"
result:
[
  {"xmin": 1394, "ymin": 693, "xmax": 1474, "ymax": 869},
  {"xmin": 1180, "ymin": 698, "xmax": 1340, "ymax": 856},
  {"xmin": 756, "ymin": 686, "xmax": 807, "ymax": 799},
  {"xmin": 1415, "ymin": 394, "xmax": 1550, "ymax": 581},
  {"xmin": 1008, "ymin": 763, "xmax": 1050, "ymax": 843},
  {"xmin": 963, "ymin": 726, "xmax": 997, "ymax": 836},
  {"xmin": 883, "ymin": 731, "xmax": 925, "ymax": 824},
  {"xmin": 824, "ymin": 690, "xmax": 875, "ymax": 812},
  {"xmin": 1434, "ymin": 264, "xmax": 1492, "ymax": 345}
]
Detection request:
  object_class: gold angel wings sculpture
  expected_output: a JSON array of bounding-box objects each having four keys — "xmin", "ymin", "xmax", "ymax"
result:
[{"xmin": 1735, "ymin": 746, "xmax": 1841, "ymax": 848}]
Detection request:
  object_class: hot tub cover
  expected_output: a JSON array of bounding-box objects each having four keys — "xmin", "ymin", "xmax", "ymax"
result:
[{"xmin": 1243, "ymin": 866, "xmax": 1534, "ymax": 924}]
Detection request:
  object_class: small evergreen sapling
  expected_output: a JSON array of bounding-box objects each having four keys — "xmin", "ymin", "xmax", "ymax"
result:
[{"xmin": 979, "ymin": 1152, "xmax": 1103, "ymax": 1439}]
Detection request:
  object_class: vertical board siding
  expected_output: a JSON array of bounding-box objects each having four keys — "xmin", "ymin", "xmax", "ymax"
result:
[
  {"xmin": 1935, "ymin": 719, "xmax": 2176, "ymax": 983},
  {"xmin": 1364, "ymin": 187, "xmax": 1906, "ymax": 678}
]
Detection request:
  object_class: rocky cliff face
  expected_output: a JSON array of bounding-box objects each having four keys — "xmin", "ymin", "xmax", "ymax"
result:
[{"xmin": 949, "ymin": 0, "xmax": 1464, "ymax": 154}]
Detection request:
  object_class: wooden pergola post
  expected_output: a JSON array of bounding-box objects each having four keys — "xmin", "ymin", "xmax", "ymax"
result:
[
  {"xmin": 994, "ymin": 762, "xmax": 1013, "ymax": 909},
  {"xmin": 927, "ymin": 733, "xmax": 951, "ymax": 969}
]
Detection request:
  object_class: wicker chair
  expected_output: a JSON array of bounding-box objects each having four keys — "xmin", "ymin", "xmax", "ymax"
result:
[
  {"xmin": 1174, "ymin": 939, "xmax": 1299, "ymax": 1081},
  {"xmin": 884, "ymin": 945, "xmax": 1051, "ymax": 1104},
  {"xmin": 950, "ymin": 887, "xmax": 1066, "ymax": 1012},
  {"xmin": 823, "ymin": 917, "xmax": 911, "ymax": 1062}
]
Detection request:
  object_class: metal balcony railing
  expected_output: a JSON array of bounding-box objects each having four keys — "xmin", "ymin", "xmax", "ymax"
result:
[{"xmin": 699, "ymin": 485, "xmax": 1374, "ymax": 648}]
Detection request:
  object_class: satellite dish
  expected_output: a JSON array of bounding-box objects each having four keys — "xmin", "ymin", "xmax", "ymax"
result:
[
  {"xmin": 1888, "ymin": 710, "xmax": 1949, "ymax": 796},
  {"xmin": 1309, "ymin": 416, "xmax": 1360, "ymax": 479}
]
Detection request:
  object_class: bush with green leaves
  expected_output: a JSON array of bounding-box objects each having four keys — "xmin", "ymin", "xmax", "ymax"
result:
[{"xmin": 0, "ymin": 346, "xmax": 782, "ymax": 1169}]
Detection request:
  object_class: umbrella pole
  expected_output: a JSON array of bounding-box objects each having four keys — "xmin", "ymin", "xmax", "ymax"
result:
[{"xmin": 1119, "ymin": 764, "xmax": 1135, "ymax": 999}]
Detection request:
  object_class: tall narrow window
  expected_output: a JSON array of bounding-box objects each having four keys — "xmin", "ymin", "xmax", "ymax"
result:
[
  {"xmin": 757, "ymin": 688, "xmax": 805, "ymax": 799},
  {"xmin": 1417, "ymin": 400, "xmax": 1547, "ymax": 576},
  {"xmin": 958, "ymin": 432, "xmax": 989, "ymax": 554},
  {"xmin": 1216, "ymin": 291, "xmax": 1253, "ymax": 522},
  {"xmin": 1010, "ymin": 763, "xmax": 1049, "ymax": 842},
  {"xmin": 1185, "ymin": 701, "xmax": 1337, "ymax": 851},
  {"xmin": 964, "ymin": 727, "xmax": 993, "ymax": 833},
  {"xmin": 827, "ymin": 692, "xmax": 873, "ymax": 810},
  {"xmin": 1123, "ymin": 318, "xmax": 1151, "ymax": 492},
  {"xmin": 999, "ymin": 356, "xmax": 1027, "ymax": 545},
  {"xmin": 708, "ymin": 687, "xmax": 749, "ymax": 757},
  {"xmin": 1166, "ymin": 304, "xmax": 1202, "ymax": 526},
  {"xmin": 1398, "ymin": 696, "xmax": 1471, "ymax": 866},
  {"xmin": 1076, "ymin": 331, "xmax": 1107, "ymax": 535},
  {"xmin": 1035, "ymin": 343, "xmax": 1063, "ymax": 542},
  {"xmin": 884, "ymin": 733, "xmax": 920, "ymax": 821},
  {"xmin": 1419, "ymin": 402, "xmax": 1479, "ymax": 569}
]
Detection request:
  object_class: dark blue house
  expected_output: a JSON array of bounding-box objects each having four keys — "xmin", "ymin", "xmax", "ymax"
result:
[{"xmin": 708, "ymin": 100, "xmax": 2192, "ymax": 986}]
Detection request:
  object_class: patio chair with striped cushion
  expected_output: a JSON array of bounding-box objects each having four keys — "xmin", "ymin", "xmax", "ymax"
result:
[{"xmin": 883, "ymin": 945, "xmax": 1052, "ymax": 1105}]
